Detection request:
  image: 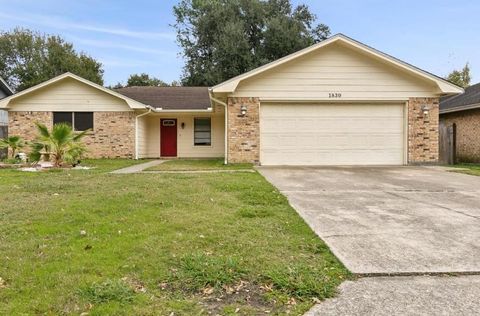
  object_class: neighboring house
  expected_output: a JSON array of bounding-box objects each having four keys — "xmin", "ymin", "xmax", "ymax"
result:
[
  {"xmin": 0, "ymin": 34, "xmax": 463, "ymax": 165},
  {"xmin": 0, "ymin": 77, "xmax": 13, "ymax": 159},
  {"xmin": 440, "ymin": 83, "xmax": 480, "ymax": 162},
  {"xmin": 0, "ymin": 77, "xmax": 13, "ymax": 126}
]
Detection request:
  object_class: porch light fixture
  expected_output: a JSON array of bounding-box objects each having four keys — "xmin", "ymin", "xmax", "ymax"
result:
[
  {"xmin": 181, "ymin": 122, "xmax": 185, "ymax": 129},
  {"xmin": 240, "ymin": 105, "xmax": 247, "ymax": 116},
  {"xmin": 421, "ymin": 104, "xmax": 430, "ymax": 115}
]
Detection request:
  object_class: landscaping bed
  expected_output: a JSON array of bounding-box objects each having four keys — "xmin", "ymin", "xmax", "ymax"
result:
[{"xmin": 0, "ymin": 159, "xmax": 348, "ymax": 315}]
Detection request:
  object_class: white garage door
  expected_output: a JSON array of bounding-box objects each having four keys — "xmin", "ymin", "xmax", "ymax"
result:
[{"xmin": 260, "ymin": 103, "xmax": 405, "ymax": 165}]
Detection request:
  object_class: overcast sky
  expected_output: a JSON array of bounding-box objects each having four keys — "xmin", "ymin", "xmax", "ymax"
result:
[{"xmin": 0, "ymin": 0, "xmax": 478, "ymax": 86}]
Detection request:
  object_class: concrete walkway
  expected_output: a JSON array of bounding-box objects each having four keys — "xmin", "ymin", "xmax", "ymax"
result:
[
  {"xmin": 305, "ymin": 275, "xmax": 480, "ymax": 316},
  {"xmin": 110, "ymin": 160, "xmax": 165, "ymax": 174}
]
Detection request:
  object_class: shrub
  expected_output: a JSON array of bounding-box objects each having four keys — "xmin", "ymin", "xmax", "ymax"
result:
[
  {"xmin": 32, "ymin": 122, "xmax": 88, "ymax": 167},
  {"xmin": 0, "ymin": 135, "xmax": 25, "ymax": 158}
]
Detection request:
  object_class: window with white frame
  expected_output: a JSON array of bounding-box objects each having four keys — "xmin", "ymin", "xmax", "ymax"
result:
[{"xmin": 194, "ymin": 117, "xmax": 211, "ymax": 146}]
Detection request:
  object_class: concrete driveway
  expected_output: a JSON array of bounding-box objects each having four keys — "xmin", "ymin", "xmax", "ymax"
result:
[{"xmin": 258, "ymin": 166, "xmax": 480, "ymax": 275}]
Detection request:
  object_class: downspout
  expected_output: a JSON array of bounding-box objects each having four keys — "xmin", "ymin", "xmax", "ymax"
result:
[
  {"xmin": 209, "ymin": 93, "xmax": 228, "ymax": 165},
  {"xmin": 135, "ymin": 107, "xmax": 152, "ymax": 160}
]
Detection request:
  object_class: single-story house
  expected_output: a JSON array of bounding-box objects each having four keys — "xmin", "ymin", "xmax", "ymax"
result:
[
  {"xmin": 440, "ymin": 82, "xmax": 480, "ymax": 162},
  {"xmin": 0, "ymin": 34, "xmax": 463, "ymax": 165}
]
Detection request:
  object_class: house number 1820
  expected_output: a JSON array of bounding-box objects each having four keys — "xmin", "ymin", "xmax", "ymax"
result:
[{"xmin": 329, "ymin": 93, "xmax": 342, "ymax": 98}]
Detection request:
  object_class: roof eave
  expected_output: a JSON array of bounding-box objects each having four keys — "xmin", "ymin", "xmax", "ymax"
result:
[
  {"xmin": 440, "ymin": 102, "xmax": 480, "ymax": 114},
  {"xmin": 0, "ymin": 77, "xmax": 13, "ymax": 95}
]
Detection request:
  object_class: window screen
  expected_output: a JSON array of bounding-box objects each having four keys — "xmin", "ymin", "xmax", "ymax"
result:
[
  {"xmin": 74, "ymin": 112, "xmax": 94, "ymax": 131},
  {"xmin": 53, "ymin": 112, "xmax": 73, "ymax": 126},
  {"xmin": 194, "ymin": 118, "xmax": 211, "ymax": 146}
]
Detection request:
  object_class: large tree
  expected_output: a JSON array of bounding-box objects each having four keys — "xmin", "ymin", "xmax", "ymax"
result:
[
  {"xmin": 126, "ymin": 73, "xmax": 170, "ymax": 87},
  {"xmin": 446, "ymin": 63, "xmax": 471, "ymax": 88},
  {"xmin": 111, "ymin": 73, "xmax": 175, "ymax": 88},
  {"xmin": 173, "ymin": 0, "xmax": 330, "ymax": 86},
  {"xmin": 0, "ymin": 28, "xmax": 104, "ymax": 91}
]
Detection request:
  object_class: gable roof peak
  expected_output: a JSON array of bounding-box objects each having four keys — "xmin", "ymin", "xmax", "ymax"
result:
[
  {"xmin": 0, "ymin": 72, "xmax": 147, "ymax": 109},
  {"xmin": 211, "ymin": 33, "xmax": 463, "ymax": 95}
]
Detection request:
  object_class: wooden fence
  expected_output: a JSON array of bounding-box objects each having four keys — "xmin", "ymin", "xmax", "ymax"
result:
[{"xmin": 439, "ymin": 121, "xmax": 456, "ymax": 165}]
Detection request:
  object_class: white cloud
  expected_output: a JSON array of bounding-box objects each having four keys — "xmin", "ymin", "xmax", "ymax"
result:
[
  {"xmin": 0, "ymin": 12, "xmax": 175, "ymax": 40},
  {"xmin": 100, "ymin": 57, "xmax": 158, "ymax": 68},
  {"xmin": 65, "ymin": 35, "xmax": 177, "ymax": 56}
]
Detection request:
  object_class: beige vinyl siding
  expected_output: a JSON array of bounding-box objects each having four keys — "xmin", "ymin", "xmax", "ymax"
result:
[
  {"xmin": 136, "ymin": 115, "xmax": 149, "ymax": 158},
  {"xmin": 7, "ymin": 78, "xmax": 132, "ymax": 112},
  {"xmin": 232, "ymin": 42, "xmax": 438, "ymax": 100},
  {"xmin": 138, "ymin": 110, "xmax": 225, "ymax": 158}
]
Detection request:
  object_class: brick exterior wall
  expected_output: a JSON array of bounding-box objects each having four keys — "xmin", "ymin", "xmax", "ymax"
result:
[
  {"xmin": 407, "ymin": 97, "xmax": 439, "ymax": 163},
  {"xmin": 440, "ymin": 108, "xmax": 480, "ymax": 162},
  {"xmin": 226, "ymin": 97, "xmax": 439, "ymax": 165},
  {"xmin": 8, "ymin": 111, "xmax": 135, "ymax": 158},
  {"xmin": 227, "ymin": 97, "xmax": 260, "ymax": 164}
]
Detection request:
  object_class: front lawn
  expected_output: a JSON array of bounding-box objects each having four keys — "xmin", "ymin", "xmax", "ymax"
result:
[
  {"xmin": 0, "ymin": 159, "xmax": 348, "ymax": 315},
  {"xmin": 147, "ymin": 158, "xmax": 252, "ymax": 171},
  {"xmin": 450, "ymin": 164, "xmax": 480, "ymax": 176}
]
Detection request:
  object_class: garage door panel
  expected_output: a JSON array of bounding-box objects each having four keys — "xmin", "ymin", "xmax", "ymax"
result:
[{"xmin": 260, "ymin": 103, "xmax": 405, "ymax": 165}]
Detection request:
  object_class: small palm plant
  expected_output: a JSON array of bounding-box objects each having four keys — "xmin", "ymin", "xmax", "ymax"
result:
[
  {"xmin": 0, "ymin": 135, "xmax": 25, "ymax": 159},
  {"xmin": 33, "ymin": 123, "xmax": 88, "ymax": 167}
]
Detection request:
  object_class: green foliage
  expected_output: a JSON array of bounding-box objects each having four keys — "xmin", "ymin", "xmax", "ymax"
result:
[
  {"xmin": 28, "ymin": 141, "xmax": 44, "ymax": 162},
  {"xmin": 33, "ymin": 122, "xmax": 88, "ymax": 166},
  {"xmin": 451, "ymin": 164, "xmax": 480, "ymax": 176},
  {"xmin": 2, "ymin": 157, "xmax": 21, "ymax": 164},
  {"xmin": 446, "ymin": 63, "xmax": 471, "ymax": 88},
  {"xmin": 0, "ymin": 163, "xmax": 348, "ymax": 314},
  {"xmin": 173, "ymin": 0, "xmax": 330, "ymax": 86},
  {"xmin": 112, "ymin": 73, "xmax": 178, "ymax": 88},
  {"xmin": 0, "ymin": 135, "xmax": 25, "ymax": 158},
  {"xmin": 126, "ymin": 73, "xmax": 169, "ymax": 87},
  {"xmin": 0, "ymin": 28, "xmax": 104, "ymax": 91},
  {"xmin": 78, "ymin": 279, "xmax": 135, "ymax": 304},
  {"xmin": 265, "ymin": 261, "xmax": 345, "ymax": 299},
  {"xmin": 171, "ymin": 253, "xmax": 246, "ymax": 291},
  {"xmin": 146, "ymin": 158, "xmax": 252, "ymax": 171},
  {"xmin": 236, "ymin": 206, "xmax": 273, "ymax": 218}
]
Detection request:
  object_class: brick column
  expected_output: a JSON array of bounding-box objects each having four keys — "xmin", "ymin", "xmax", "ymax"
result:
[
  {"xmin": 408, "ymin": 97, "xmax": 439, "ymax": 163},
  {"xmin": 227, "ymin": 97, "xmax": 260, "ymax": 164}
]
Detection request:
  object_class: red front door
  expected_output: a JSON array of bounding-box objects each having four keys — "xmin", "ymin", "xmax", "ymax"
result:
[{"xmin": 160, "ymin": 119, "xmax": 177, "ymax": 157}]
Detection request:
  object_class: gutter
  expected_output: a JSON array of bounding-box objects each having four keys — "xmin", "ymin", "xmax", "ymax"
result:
[
  {"xmin": 145, "ymin": 105, "xmax": 213, "ymax": 113},
  {"xmin": 135, "ymin": 107, "xmax": 152, "ymax": 159},
  {"xmin": 208, "ymin": 92, "xmax": 228, "ymax": 165},
  {"xmin": 439, "ymin": 102, "xmax": 480, "ymax": 115}
]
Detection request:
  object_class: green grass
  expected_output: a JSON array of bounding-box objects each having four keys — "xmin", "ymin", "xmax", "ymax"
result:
[
  {"xmin": 146, "ymin": 158, "xmax": 252, "ymax": 171},
  {"xmin": 0, "ymin": 159, "xmax": 348, "ymax": 315},
  {"xmin": 450, "ymin": 164, "xmax": 480, "ymax": 176}
]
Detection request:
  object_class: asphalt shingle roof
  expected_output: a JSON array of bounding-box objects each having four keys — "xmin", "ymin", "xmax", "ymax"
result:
[
  {"xmin": 440, "ymin": 82, "xmax": 480, "ymax": 112},
  {"xmin": 115, "ymin": 86, "xmax": 211, "ymax": 110}
]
